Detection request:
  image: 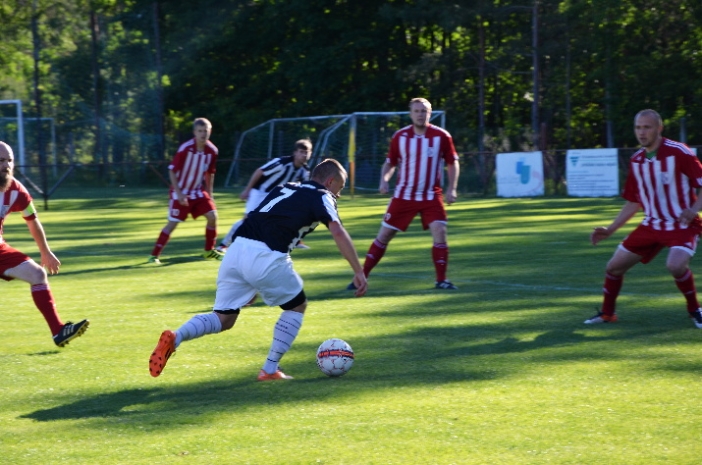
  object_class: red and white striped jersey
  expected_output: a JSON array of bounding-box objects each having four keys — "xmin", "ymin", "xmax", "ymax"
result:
[
  {"xmin": 623, "ymin": 137, "xmax": 702, "ymax": 231},
  {"xmin": 0, "ymin": 179, "xmax": 37, "ymax": 244},
  {"xmin": 168, "ymin": 138, "xmax": 218, "ymax": 200},
  {"xmin": 387, "ymin": 124, "xmax": 458, "ymax": 201}
]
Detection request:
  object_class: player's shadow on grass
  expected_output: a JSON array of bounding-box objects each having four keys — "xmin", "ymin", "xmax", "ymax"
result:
[
  {"xmin": 19, "ymin": 318, "xmax": 695, "ymax": 424},
  {"xmin": 437, "ymin": 329, "xmax": 595, "ymax": 359},
  {"xmin": 56, "ymin": 263, "xmax": 144, "ymax": 276},
  {"xmin": 26, "ymin": 350, "xmax": 61, "ymax": 356},
  {"xmin": 19, "ymin": 373, "xmax": 408, "ymax": 423},
  {"xmin": 145, "ymin": 255, "xmax": 212, "ymax": 267},
  {"xmin": 15, "ymin": 330, "xmax": 603, "ymax": 424},
  {"xmin": 20, "ymin": 388, "xmax": 155, "ymax": 421},
  {"xmin": 55, "ymin": 255, "xmax": 207, "ymax": 276}
]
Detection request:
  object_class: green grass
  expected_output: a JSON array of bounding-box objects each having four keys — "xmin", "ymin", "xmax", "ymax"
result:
[{"xmin": 1, "ymin": 189, "xmax": 701, "ymax": 464}]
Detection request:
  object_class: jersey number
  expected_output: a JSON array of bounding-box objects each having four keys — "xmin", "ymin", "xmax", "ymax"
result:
[{"xmin": 258, "ymin": 187, "xmax": 295, "ymax": 212}]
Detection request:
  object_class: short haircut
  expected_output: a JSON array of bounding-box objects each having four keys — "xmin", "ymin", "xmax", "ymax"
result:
[
  {"xmin": 635, "ymin": 109, "xmax": 663, "ymax": 127},
  {"xmin": 312, "ymin": 158, "xmax": 346, "ymax": 183},
  {"xmin": 193, "ymin": 117, "xmax": 212, "ymax": 130},
  {"xmin": 295, "ymin": 138, "xmax": 313, "ymax": 152},
  {"xmin": 409, "ymin": 97, "xmax": 432, "ymax": 110}
]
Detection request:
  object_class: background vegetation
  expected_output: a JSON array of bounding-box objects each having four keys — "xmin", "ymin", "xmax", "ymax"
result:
[{"xmin": 1, "ymin": 0, "xmax": 701, "ymax": 166}]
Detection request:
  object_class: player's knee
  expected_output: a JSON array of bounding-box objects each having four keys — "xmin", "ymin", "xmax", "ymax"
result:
[
  {"xmin": 666, "ymin": 261, "xmax": 688, "ymax": 277},
  {"xmin": 429, "ymin": 222, "xmax": 447, "ymax": 240},
  {"xmin": 25, "ymin": 262, "xmax": 48, "ymax": 285},
  {"xmin": 220, "ymin": 319, "xmax": 236, "ymax": 331},
  {"xmin": 604, "ymin": 262, "xmax": 625, "ymax": 276},
  {"xmin": 280, "ymin": 290, "xmax": 307, "ymax": 313},
  {"xmin": 377, "ymin": 228, "xmax": 396, "ymax": 243},
  {"xmin": 291, "ymin": 301, "xmax": 308, "ymax": 313},
  {"xmin": 604, "ymin": 262, "xmax": 615, "ymax": 274},
  {"xmin": 214, "ymin": 309, "xmax": 240, "ymax": 331}
]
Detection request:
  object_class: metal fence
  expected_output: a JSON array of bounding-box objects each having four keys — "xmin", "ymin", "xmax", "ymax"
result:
[{"xmin": 18, "ymin": 146, "xmax": 690, "ymax": 207}]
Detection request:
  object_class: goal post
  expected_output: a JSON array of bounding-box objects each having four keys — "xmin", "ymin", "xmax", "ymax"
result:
[
  {"xmin": 0, "ymin": 100, "xmax": 26, "ymax": 166},
  {"xmin": 224, "ymin": 111, "xmax": 446, "ymax": 194}
]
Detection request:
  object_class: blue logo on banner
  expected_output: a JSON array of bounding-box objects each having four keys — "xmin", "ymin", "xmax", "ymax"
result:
[{"xmin": 516, "ymin": 159, "xmax": 530, "ymax": 184}]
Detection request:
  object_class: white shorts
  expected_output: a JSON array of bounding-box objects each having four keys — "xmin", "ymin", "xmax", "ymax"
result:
[
  {"xmin": 213, "ymin": 237, "xmax": 303, "ymax": 310},
  {"xmin": 245, "ymin": 189, "xmax": 269, "ymax": 214}
]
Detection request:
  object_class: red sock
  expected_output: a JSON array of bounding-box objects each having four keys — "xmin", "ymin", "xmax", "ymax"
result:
[
  {"xmin": 151, "ymin": 229, "xmax": 171, "ymax": 256},
  {"xmin": 674, "ymin": 269, "xmax": 700, "ymax": 313},
  {"xmin": 205, "ymin": 226, "xmax": 217, "ymax": 251},
  {"xmin": 432, "ymin": 243, "xmax": 449, "ymax": 282},
  {"xmin": 602, "ymin": 272, "xmax": 623, "ymax": 315},
  {"xmin": 363, "ymin": 239, "xmax": 387, "ymax": 277},
  {"xmin": 31, "ymin": 283, "xmax": 63, "ymax": 335}
]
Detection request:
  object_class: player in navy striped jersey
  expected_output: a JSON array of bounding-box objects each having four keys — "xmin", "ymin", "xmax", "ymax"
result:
[
  {"xmin": 148, "ymin": 118, "xmax": 222, "ymax": 264},
  {"xmin": 216, "ymin": 138, "xmax": 312, "ymax": 252},
  {"xmin": 587, "ymin": 109, "xmax": 702, "ymax": 328},
  {"xmin": 149, "ymin": 158, "xmax": 367, "ymax": 381}
]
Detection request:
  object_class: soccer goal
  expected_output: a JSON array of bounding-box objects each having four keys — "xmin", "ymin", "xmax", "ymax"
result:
[
  {"xmin": 224, "ymin": 111, "xmax": 446, "ymax": 194},
  {"xmin": 223, "ymin": 114, "xmax": 349, "ymax": 188},
  {"xmin": 315, "ymin": 111, "xmax": 445, "ymax": 193}
]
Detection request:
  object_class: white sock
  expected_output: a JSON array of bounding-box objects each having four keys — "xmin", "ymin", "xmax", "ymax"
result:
[
  {"xmin": 262, "ymin": 311, "xmax": 304, "ymax": 374},
  {"xmin": 175, "ymin": 313, "xmax": 222, "ymax": 347},
  {"xmin": 222, "ymin": 220, "xmax": 244, "ymax": 247}
]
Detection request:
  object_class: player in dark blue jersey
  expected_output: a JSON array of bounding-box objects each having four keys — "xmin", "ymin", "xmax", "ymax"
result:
[
  {"xmin": 149, "ymin": 159, "xmax": 367, "ymax": 381},
  {"xmin": 235, "ymin": 181, "xmax": 338, "ymax": 252},
  {"xmin": 216, "ymin": 138, "xmax": 312, "ymax": 252}
]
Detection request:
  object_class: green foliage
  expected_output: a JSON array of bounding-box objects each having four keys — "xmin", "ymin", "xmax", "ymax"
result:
[
  {"xmin": 1, "ymin": 191, "xmax": 702, "ymax": 463},
  {"xmin": 1, "ymin": 0, "xmax": 702, "ymax": 163}
]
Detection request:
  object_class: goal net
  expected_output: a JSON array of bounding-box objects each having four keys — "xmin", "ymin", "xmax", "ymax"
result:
[
  {"xmin": 224, "ymin": 115, "xmax": 348, "ymax": 187},
  {"xmin": 315, "ymin": 111, "xmax": 445, "ymax": 192},
  {"xmin": 224, "ymin": 111, "xmax": 445, "ymax": 193}
]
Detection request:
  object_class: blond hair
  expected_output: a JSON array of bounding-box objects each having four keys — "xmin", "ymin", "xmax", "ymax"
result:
[
  {"xmin": 193, "ymin": 117, "xmax": 212, "ymax": 130},
  {"xmin": 409, "ymin": 97, "xmax": 432, "ymax": 110}
]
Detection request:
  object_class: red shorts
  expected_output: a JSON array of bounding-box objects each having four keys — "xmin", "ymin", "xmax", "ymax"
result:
[
  {"xmin": 621, "ymin": 224, "xmax": 699, "ymax": 264},
  {"xmin": 0, "ymin": 243, "xmax": 31, "ymax": 281},
  {"xmin": 382, "ymin": 196, "xmax": 447, "ymax": 231},
  {"xmin": 168, "ymin": 195, "xmax": 216, "ymax": 222}
]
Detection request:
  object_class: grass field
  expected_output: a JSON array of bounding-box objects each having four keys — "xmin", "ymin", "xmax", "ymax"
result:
[{"xmin": 1, "ymin": 189, "xmax": 701, "ymax": 464}]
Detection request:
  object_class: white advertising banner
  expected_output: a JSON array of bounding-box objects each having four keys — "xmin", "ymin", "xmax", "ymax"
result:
[
  {"xmin": 496, "ymin": 151, "xmax": 544, "ymax": 197},
  {"xmin": 566, "ymin": 149, "xmax": 619, "ymax": 197}
]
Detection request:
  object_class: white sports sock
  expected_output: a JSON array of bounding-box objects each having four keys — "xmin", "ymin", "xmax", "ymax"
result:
[
  {"xmin": 262, "ymin": 310, "xmax": 304, "ymax": 374},
  {"xmin": 175, "ymin": 313, "xmax": 222, "ymax": 347}
]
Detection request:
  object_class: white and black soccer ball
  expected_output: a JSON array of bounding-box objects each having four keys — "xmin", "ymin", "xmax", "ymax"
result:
[{"xmin": 316, "ymin": 338, "xmax": 354, "ymax": 377}]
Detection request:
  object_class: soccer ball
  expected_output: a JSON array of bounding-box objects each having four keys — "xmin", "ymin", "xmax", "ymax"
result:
[{"xmin": 316, "ymin": 338, "xmax": 354, "ymax": 377}]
